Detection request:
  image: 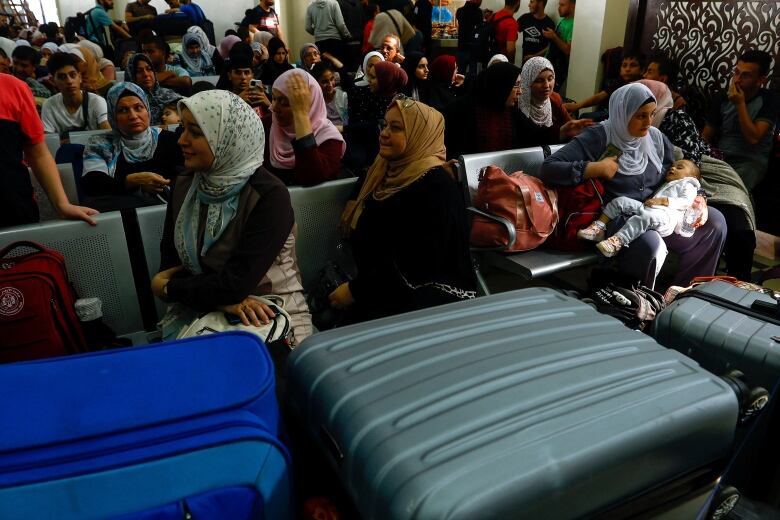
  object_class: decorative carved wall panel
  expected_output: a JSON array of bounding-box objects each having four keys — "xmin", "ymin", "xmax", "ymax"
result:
[{"xmin": 627, "ymin": 0, "xmax": 779, "ymax": 123}]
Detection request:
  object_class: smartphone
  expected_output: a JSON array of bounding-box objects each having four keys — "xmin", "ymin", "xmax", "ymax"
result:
[
  {"xmin": 249, "ymin": 79, "xmax": 262, "ymax": 89},
  {"xmin": 599, "ymin": 144, "xmax": 623, "ymax": 161},
  {"xmin": 224, "ymin": 312, "xmax": 242, "ymax": 325}
]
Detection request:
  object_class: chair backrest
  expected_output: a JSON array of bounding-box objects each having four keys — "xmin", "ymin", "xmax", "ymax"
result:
[
  {"xmin": 45, "ymin": 134, "xmax": 61, "ymax": 162},
  {"xmin": 200, "ymin": 75, "xmax": 219, "ymax": 86},
  {"xmin": 136, "ymin": 204, "xmax": 168, "ymax": 319},
  {"xmin": 115, "ymin": 70, "xmax": 125, "ymax": 82},
  {"xmin": 0, "ymin": 212, "xmax": 144, "ymax": 336},
  {"xmin": 28, "ymin": 165, "xmax": 80, "ymax": 222},
  {"xmin": 288, "ymin": 178, "xmax": 358, "ymax": 291},
  {"xmin": 69, "ymin": 129, "xmax": 111, "ymax": 146},
  {"xmin": 458, "ymin": 147, "xmax": 547, "ymax": 205}
]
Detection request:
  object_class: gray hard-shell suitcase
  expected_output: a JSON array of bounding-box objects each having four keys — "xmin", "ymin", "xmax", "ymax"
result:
[
  {"xmin": 287, "ymin": 287, "xmax": 739, "ymax": 520},
  {"xmin": 653, "ymin": 280, "xmax": 780, "ymax": 391}
]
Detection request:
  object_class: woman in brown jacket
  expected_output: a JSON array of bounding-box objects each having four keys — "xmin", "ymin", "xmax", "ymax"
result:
[{"xmin": 151, "ymin": 90, "xmax": 312, "ymax": 345}]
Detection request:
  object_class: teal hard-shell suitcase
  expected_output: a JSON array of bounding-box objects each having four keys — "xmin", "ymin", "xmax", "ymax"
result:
[{"xmin": 288, "ymin": 287, "xmax": 739, "ymax": 520}]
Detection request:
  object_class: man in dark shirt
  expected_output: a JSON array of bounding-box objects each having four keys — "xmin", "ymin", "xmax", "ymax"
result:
[
  {"xmin": 244, "ymin": 0, "xmax": 284, "ymax": 43},
  {"xmin": 125, "ymin": 0, "xmax": 157, "ymax": 35},
  {"xmin": 517, "ymin": 0, "xmax": 554, "ymax": 64},
  {"xmin": 702, "ymin": 50, "xmax": 779, "ymax": 191},
  {"xmin": 455, "ymin": 0, "xmax": 483, "ymax": 78}
]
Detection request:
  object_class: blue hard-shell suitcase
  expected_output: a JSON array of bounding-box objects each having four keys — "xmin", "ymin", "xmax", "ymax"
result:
[{"xmin": 0, "ymin": 332, "xmax": 291, "ymax": 520}]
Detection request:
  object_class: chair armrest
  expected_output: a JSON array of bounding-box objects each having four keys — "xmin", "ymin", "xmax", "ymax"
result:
[{"xmin": 467, "ymin": 206, "xmax": 516, "ymax": 252}]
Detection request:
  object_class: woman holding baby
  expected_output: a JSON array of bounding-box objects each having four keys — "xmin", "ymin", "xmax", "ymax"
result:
[{"xmin": 539, "ymin": 82, "xmax": 727, "ymax": 288}]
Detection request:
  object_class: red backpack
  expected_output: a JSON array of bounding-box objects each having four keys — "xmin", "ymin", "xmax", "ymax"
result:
[
  {"xmin": 470, "ymin": 165, "xmax": 559, "ymax": 252},
  {"xmin": 546, "ymin": 178, "xmax": 605, "ymax": 251},
  {"xmin": 0, "ymin": 241, "xmax": 87, "ymax": 363}
]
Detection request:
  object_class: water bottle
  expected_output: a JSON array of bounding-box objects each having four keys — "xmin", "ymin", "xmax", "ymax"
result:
[{"xmin": 678, "ymin": 206, "xmax": 700, "ymax": 237}]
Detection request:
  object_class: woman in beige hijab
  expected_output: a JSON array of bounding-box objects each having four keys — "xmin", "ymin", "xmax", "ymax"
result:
[{"xmin": 331, "ymin": 97, "xmax": 476, "ymax": 322}]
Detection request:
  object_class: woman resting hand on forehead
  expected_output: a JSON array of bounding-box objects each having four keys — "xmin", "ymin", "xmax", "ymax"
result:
[
  {"xmin": 81, "ymin": 82, "xmax": 184, "ymax": 212},
  {"xmin": 152, "ymin": 90, "xmax": 312, "ymax": 344},
  {"xmin": 330, "ymin": 98, "xmax": 477, "ymax": 322},
  {"xmin": 539, "ymin": 82, "xmax": 726, "ymax": 289},
  {"xmin": 263, "ymin": 68, "xmax": 346, "ymax": 186}
]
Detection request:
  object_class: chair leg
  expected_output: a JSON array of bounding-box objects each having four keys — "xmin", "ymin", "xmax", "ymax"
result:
[{"xmin": 473, "ymin": 258, "xmax": 490, "ymax": 296}]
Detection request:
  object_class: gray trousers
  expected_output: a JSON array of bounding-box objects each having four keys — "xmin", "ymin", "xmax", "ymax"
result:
[{"xmin": 603, "ymin": 196, "xmax": 675, "ymax": 245}]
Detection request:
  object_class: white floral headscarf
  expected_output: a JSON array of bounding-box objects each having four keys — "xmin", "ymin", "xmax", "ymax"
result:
[
  {"xmin": 518, "ymin": 56, "xmax": 554, "ymax": 128},
  {"xmin": 174, "ymin": 90, "xmax": 265, "ymax": 274}
]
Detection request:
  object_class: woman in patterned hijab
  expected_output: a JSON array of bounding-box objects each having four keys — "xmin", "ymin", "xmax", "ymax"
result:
[
  {"xmin": 126, "ymin": 53, "xmax": 182, "ymax": 125},
  {"xmin": 81, "ymin": 82, "xmax": 183, "ymax": 208},
  {"xmin": 152, "ymin": 90, "xmax": 312, "ymax": 343}
]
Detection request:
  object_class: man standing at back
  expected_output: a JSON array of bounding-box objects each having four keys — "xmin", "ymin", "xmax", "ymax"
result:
[
  {"xmin": 306, "ymin": 0, "xmax": 352, "ymax": 60},
  {"xmin": 491, "ymin": 0, "xmax": 520, "ymax": 64},
  {"xmin": 518, "ymin": 0, "xmax": 554, "ymax": 64},
  {"xmin": 455, "ymin": 0, "xmax": 482, "ymax": 78},
  {"xmin": 543, "ymin": 0, "xmax": 574, "ymax": 91},
  {"xmin": 85, "ymin": 0, "xmax": 131, "ymax": 50},
  {"xmin": 246, "ymin": 0, "xmax": 284, "ymax": 43}
]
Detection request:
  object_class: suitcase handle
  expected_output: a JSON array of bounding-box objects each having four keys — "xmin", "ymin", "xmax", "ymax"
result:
[
  {"xmin": 0, "ymin": 241, "xmax": 50, "ymax": 260},
  {"xmin": 751, "ymin": 300, "xmax": 780, "ymax": 319}
]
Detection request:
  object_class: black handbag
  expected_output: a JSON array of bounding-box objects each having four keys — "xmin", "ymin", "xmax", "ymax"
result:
[{"xmin": 307, "ymin": 262, "xmax": 351, "ymax": 331}]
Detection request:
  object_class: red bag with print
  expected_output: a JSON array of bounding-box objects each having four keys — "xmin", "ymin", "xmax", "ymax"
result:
[
  {"xmin": 0, "ymin": 241, "xmax": 86, "ymax": 363},
  {"xmin": 545, "ymin": 178, "xmax": 605, "ymax": 251}
]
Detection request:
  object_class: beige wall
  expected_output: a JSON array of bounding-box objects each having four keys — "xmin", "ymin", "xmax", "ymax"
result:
[
  {"xmin": 566, "ymin": 0, "xmax": 630, "ymax": 104},
  {"xmin": 279, "ymin": 0, "xmax": 313, "ymax": 58}
]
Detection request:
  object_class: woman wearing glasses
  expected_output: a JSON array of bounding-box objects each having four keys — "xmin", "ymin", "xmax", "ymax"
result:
[
  {"xmin": 263, "ymin": 69, "xmax": 346, "ymax": 186},
  {"xmin": 330, "ymin": 96, "xmax": 477, "ymax": 321},
  {"xmin": 443, "ymin": 62, "xmax": 523, "ymax": 158}
]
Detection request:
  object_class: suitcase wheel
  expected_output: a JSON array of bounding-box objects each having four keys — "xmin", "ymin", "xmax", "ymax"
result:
[
  {"xmin": 742, "ymin": 387, "xmax": 770, "ymax": 423},
  {"xmin": 707, "ymin": 485, "xmax": 740, "ymax": 520}
]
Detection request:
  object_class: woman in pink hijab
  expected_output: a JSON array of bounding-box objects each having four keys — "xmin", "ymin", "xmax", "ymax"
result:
[{"xmin": 264, "ymin": 69, "xmax": 346, "ymax": 185}]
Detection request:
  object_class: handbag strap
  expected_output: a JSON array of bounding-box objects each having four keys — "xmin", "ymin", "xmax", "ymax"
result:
[
  {"xmin": 517, "ymin": 181, "xmax": 558, "ymax": 237},
  {"xmin": 387, "ymin": 11, "xmax": 405, "ymax": 45},
  {"xmin": 0, "ymin": 241, "xmax": 49, "ymax": 259}
]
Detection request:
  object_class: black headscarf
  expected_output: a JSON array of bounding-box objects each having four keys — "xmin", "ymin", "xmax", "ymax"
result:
[
  {"xmin": 260, "ymin": 37, "xmax": 293, "ymax": 88},
  {"xmin": 474, "ymin": 62, "xmax": 521, "ymax": 111}
]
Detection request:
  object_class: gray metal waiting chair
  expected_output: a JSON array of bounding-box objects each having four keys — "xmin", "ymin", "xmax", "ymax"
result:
[
  {"xmin": 288, "ymin": 178, "xmax": 358, "ymax": 292},
  {"xmin": 136, "ymin": 205, "xmax": 168, "ymax": 320},
  {"xmin": 0, "ymin": 212, "xmax": 145, "ymax": 339},
  {"xmin": 69, "ymin": 129, "xmax": 112, "ymax": 146},
  {"xmin": 28, "ymin": 165, "xmax": 80, "ymax": 222},
  {"xmin": 458, "ymin": 146, "xmax": 598, "ymax": 292}
]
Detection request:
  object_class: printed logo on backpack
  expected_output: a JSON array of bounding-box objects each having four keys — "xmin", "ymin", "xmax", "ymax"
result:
[{"xmin": 0, "ymin": 287, "xmax": 24, "ymax": 316}]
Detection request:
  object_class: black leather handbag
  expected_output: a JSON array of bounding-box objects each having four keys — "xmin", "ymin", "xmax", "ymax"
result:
[{"xmin": 307, "ymin": 262, "xmax": 352, "ymax": 331}]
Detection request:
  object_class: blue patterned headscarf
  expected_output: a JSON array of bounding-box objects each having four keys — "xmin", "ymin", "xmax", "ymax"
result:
[
  {"xmin": 174, "ymin": 90, "xmax": 265, "ymax": 274},
  {"xmin": 180, "ymin": 31, "xmax": 214, "ymax": 76},
  {"xmin": 126, "ymin": 53, "xmax": 182, "ymax": 125},
  {"xmin": 82, "ymin": 82, "xmax": 161, "ymax": 178}
]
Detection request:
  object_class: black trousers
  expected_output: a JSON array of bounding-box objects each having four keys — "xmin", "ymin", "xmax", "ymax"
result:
[{"xmin": 709, "ymin": 202, "xmax": 756, "ymax": 282}]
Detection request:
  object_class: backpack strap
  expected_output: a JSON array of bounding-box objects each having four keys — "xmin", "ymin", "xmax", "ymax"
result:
[
  {"xmin": 387, "ymin": 11, "xmax": 405, "ymax": 45},
  {"xmin": 78, "ymin": 90, "xmax": 90, "ymax": 131}
]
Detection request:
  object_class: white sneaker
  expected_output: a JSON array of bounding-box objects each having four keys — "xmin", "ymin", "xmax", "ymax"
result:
[
  {"xmin": 577, "ymin": 221, "xmax": 606, "ymax": 242},
  {"xmin": 597, "ymin": 236, "xmax": 623, "ymax": 257}
]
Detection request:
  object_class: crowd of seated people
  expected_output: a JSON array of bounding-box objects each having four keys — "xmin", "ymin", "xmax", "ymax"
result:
[{"xmin": 0, "ymin": 0, "xmax": 778, "ymax": 333}]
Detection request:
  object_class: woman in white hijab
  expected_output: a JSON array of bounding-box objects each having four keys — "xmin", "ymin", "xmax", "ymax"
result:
[
  {"xmin": 516, "ymin": 56, "xmax": 592, "ymax": 146},
  {"xmin": 539, "ymin": 82, "xmax": 726, "ymax": 289},
  {"xmin": 151, "ymin": 90, "xmax": 312, "ymax": 344}
]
